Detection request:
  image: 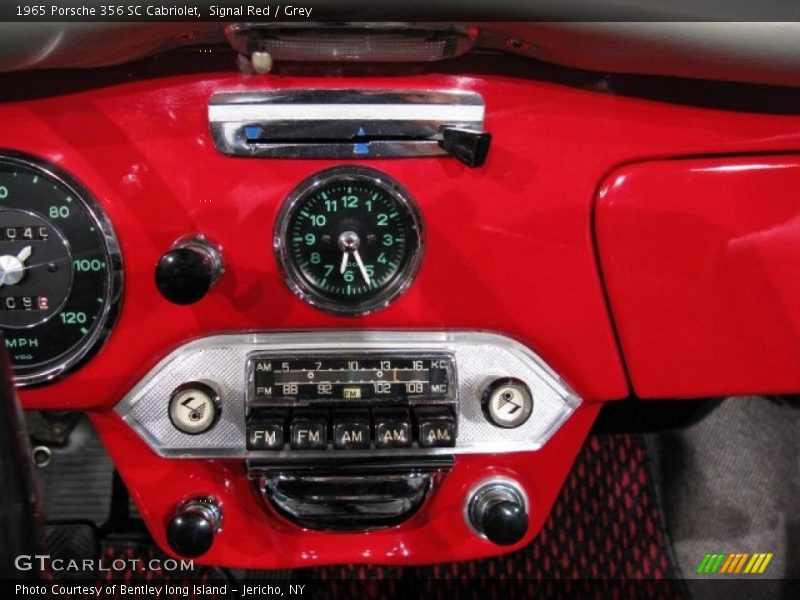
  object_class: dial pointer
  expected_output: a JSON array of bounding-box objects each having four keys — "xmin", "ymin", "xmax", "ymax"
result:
[
  {"xmin": 17, "ymin": 245, "xmax": 32, "ymax": 264},
  {"xmin": 353, "ymin": 250, "xmax": 371, "ymax": 285}
]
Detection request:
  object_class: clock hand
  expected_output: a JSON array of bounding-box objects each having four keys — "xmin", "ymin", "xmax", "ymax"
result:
[
  {"xmin": 339, "ymin": 251, "xmax": 349, "ymax": 274},
  {"xmin": 353, "ymin": 249, "xmax": 371, "ymax": 285}
]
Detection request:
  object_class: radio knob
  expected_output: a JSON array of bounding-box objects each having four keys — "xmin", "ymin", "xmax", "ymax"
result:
[
  {"xmin": 166, "ymin": 498, "xmax": 221, "ymax": 558},
  {"xmin": 156, "ymin": 236, "xmax": 224, "ymax": 305},
  {"xmin": 168, "ymin": 382, "xmax": 220, "ymax": 435},
  {"xmin": 467, "ymin": 480, "xmax": 528, "ymax": 546},
  {"xmin": 482, "ymin": 378, "xmax": 533, "ymax": 428}
]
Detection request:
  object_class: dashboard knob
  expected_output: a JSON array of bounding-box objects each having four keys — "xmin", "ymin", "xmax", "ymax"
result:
[
  {"xmin": 467, "ymin": 480, "xmax": 528, "ymax": 546},
  {"xmin": 166, "ymin": 498, "xmax": 221, "ymax": 558},
  {"xmin": 482, "ymin": 501, "xmax": 527, "ymax": 546},
  {"xmin": 438, "ymin": 127, "xmax": 492, "ymax": 168},
  {"xmin": 482, "ymin": 377, "xmax": 533, "ymax": 428},
  {"xmin": 155, "ymin": 237, "xmax": 223, "ymax": 305}
]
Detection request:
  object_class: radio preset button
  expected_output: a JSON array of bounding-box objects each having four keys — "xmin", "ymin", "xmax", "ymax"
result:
[
  {"xmin": 415, "ymin": 407, "xmax": 456, "ymax": 448},
  {"xmin": 332, "ymin": 410, "xmax": 371, "ymax": 450},
  {"xmin": 373, "ymin": 409, "xmax": 412, "ymax": 449},
  {"xmin": 247, "ymin": 411, "xmax": 287, "ymax": 450},
  {"xmin": 289, "ymin": 411, "xmax": 328, "ymax": 450}
]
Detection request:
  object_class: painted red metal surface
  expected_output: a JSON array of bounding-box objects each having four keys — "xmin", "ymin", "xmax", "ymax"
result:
[
  {"xmin": 5, "ymin": 70, "xmax": 639, "ymax": 409},
  {"xmin": 90, "ymin": 403, "xmax": 601, "ymax": 568},
  {"xmin": 5, "ymin": 70, "xmax": 799, "ymax": 412},
  {"xmin": 3, "ymin": 62, "xmax": 800, "ymax": 566},
  {"xmin": 596, "ymin": 156, "xmax": 800, "ymax": 398}
]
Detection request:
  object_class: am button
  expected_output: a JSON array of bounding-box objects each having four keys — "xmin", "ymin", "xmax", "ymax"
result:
[
  {"xmin": 333, "ymin": 410, "xmax": 371, "ymax": 450},
  {"xmin": 373, "ymin": 409, "xmax": 412, "ymax": 449},
  {"xmin": 415, "ymin": 407, "xmax": 456, "ymax": 448}
]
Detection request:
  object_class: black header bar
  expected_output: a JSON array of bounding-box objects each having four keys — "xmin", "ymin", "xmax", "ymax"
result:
[{"xmin": 1, "ymin": 0, "xmax": 799, "ymax": 22}]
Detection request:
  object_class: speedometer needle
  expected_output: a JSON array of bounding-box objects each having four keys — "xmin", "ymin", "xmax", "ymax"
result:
[
  {"xmin": 353, "ymin": 249, "xmax": 371, "ymax": 285},
  {"xmin": 17, "ymin": 245, "xmax": 32, "ymax": 264},
  {"xmin": 0, "ymin": 246, "xmax": 32, "ymax": 287}
]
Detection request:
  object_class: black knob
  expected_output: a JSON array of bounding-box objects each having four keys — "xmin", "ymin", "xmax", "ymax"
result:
[
  {"xmin": 482, "ymin": 500, "xmax": 528, "ymax": 546},
  {"xmin": 468, "ymin": 480, "xmax": 528, "ymax": 546},
  {"xmin": 438, "ymin": 127, "xmax": 492, "ymax": 168},
  {"xmin": 166, "ymin": 499, "xmax": 221, "ymax": 558},
  {"xmin": 156, "ymin": 238, "xmax": 223, "ymax": 305}
]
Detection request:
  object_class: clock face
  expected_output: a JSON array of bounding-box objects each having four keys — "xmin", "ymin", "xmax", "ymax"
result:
[{"xmin": 275, "ymin": 167, "xmax": 423, "ymax": 316}]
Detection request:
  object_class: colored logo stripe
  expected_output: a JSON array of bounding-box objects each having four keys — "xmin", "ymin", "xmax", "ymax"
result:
[
  {"xmin": 697, "ymin": 553, "xmax": 773, "ymax": 574},
  {"xmin": 719, "ymin": 554, "xmax": 737, "ymax": 573},
  {"xmin": 697, "ymin": 553, "xmax": 726, "ymax": 574},
  {"xmin": 745, "ymin": 553, "xmax": 773, "ymax": 574}
]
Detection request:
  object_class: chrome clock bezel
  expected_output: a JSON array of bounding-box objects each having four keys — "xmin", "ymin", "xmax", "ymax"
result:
[
  {"xmin": 0, "ymin": 151, "xmax": 124, "ymax": 387},
  {"xmin": 274, "ymin": 166, "xmax": 424, "ymax": 316}
]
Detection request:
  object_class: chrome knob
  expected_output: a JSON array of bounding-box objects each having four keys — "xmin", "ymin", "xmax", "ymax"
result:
[
  {"xmin": 166, "ymin": 497, "xmax": 221, "ymax": 558},
  {"xmin": 155, "ymin": 236, "xmax": 224, "ymax": 305},
  {"xmin": 467, "ymin": 480, "xmax": 528, "ymax": 546}
]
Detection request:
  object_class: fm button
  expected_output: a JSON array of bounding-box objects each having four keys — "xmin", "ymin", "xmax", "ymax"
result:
[
  {"xmin": 247, "ymin": 410, "xmax": 287, "ymax": 450},
  {"xmin": 289, "ymin": 411, "xmax": 328, "ymax": 450}
]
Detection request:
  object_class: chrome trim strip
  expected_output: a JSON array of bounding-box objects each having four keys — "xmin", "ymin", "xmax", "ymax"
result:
[
  {"xmin": 115, "ymin": 331, "xmax": 581, "ymax": 459},
  {"xmin": 208, "ymin": 103, "xmax": 484, "ymax": 123},
  {"xmin": 226, "ymin": 141, "xmax": 448, "ymax": 160},
  {"xmin": 258, "ymin": 471, "xmax": 435, "ymax": 531},
  {"xmin": 208, "ymin": 90, "xmax": 485, "ymax": 159}
]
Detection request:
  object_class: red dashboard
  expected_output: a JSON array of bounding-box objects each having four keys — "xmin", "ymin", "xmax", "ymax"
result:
[{"xmin": 3, "ymin": 55, "xmax": 800, "ymax": 568}]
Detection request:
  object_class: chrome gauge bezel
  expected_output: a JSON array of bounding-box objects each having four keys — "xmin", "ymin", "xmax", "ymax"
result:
[
  {"xmin": 0, "ymin": 151, "xmax": 123, "ymax": 387},
  {"xmin": 274, "ymin": 166, "xmax": 424, "ymax": 316}
]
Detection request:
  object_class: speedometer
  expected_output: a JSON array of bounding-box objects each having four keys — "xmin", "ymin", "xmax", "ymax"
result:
[
  {"xmin": 274, "ymin": 166, "xmax": 423, "ymax": 315},
  {"xmin": 0, "ymin": 153, "xmax": 122, "ymax": 386}
]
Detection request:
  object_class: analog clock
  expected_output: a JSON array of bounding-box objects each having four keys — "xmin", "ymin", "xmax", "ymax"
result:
[{"xmin": 274, "ymin": 167, "xmax": 423, "ymax": 315}]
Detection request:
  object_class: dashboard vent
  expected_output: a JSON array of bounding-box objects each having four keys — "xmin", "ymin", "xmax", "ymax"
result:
[{"xmin": 225, "ymin": 24, "xmax": 478, "ymax": 63}]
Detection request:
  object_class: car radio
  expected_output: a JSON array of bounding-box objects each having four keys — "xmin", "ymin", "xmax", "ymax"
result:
[
  {"xmin": 246, "ymin": 354, "xmax": 456, "ymax": 453},
  {"xmin": 117, "ymin": 331, "xmax": 579, "ymax": 535}
]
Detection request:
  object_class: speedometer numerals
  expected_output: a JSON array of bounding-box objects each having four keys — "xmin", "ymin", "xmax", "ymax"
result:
[
  {"xmin": 275, "ymin": 167, "xmax": 423, "ymax": 316},
  {"xmin": 0, "ymin": 153, "xmax": 122, "ymax": 385}
]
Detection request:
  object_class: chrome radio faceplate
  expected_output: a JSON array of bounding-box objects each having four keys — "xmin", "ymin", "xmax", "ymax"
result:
[{"xmin": 115, "ymin": 331, "xmax": 581, "ymax": 459}]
